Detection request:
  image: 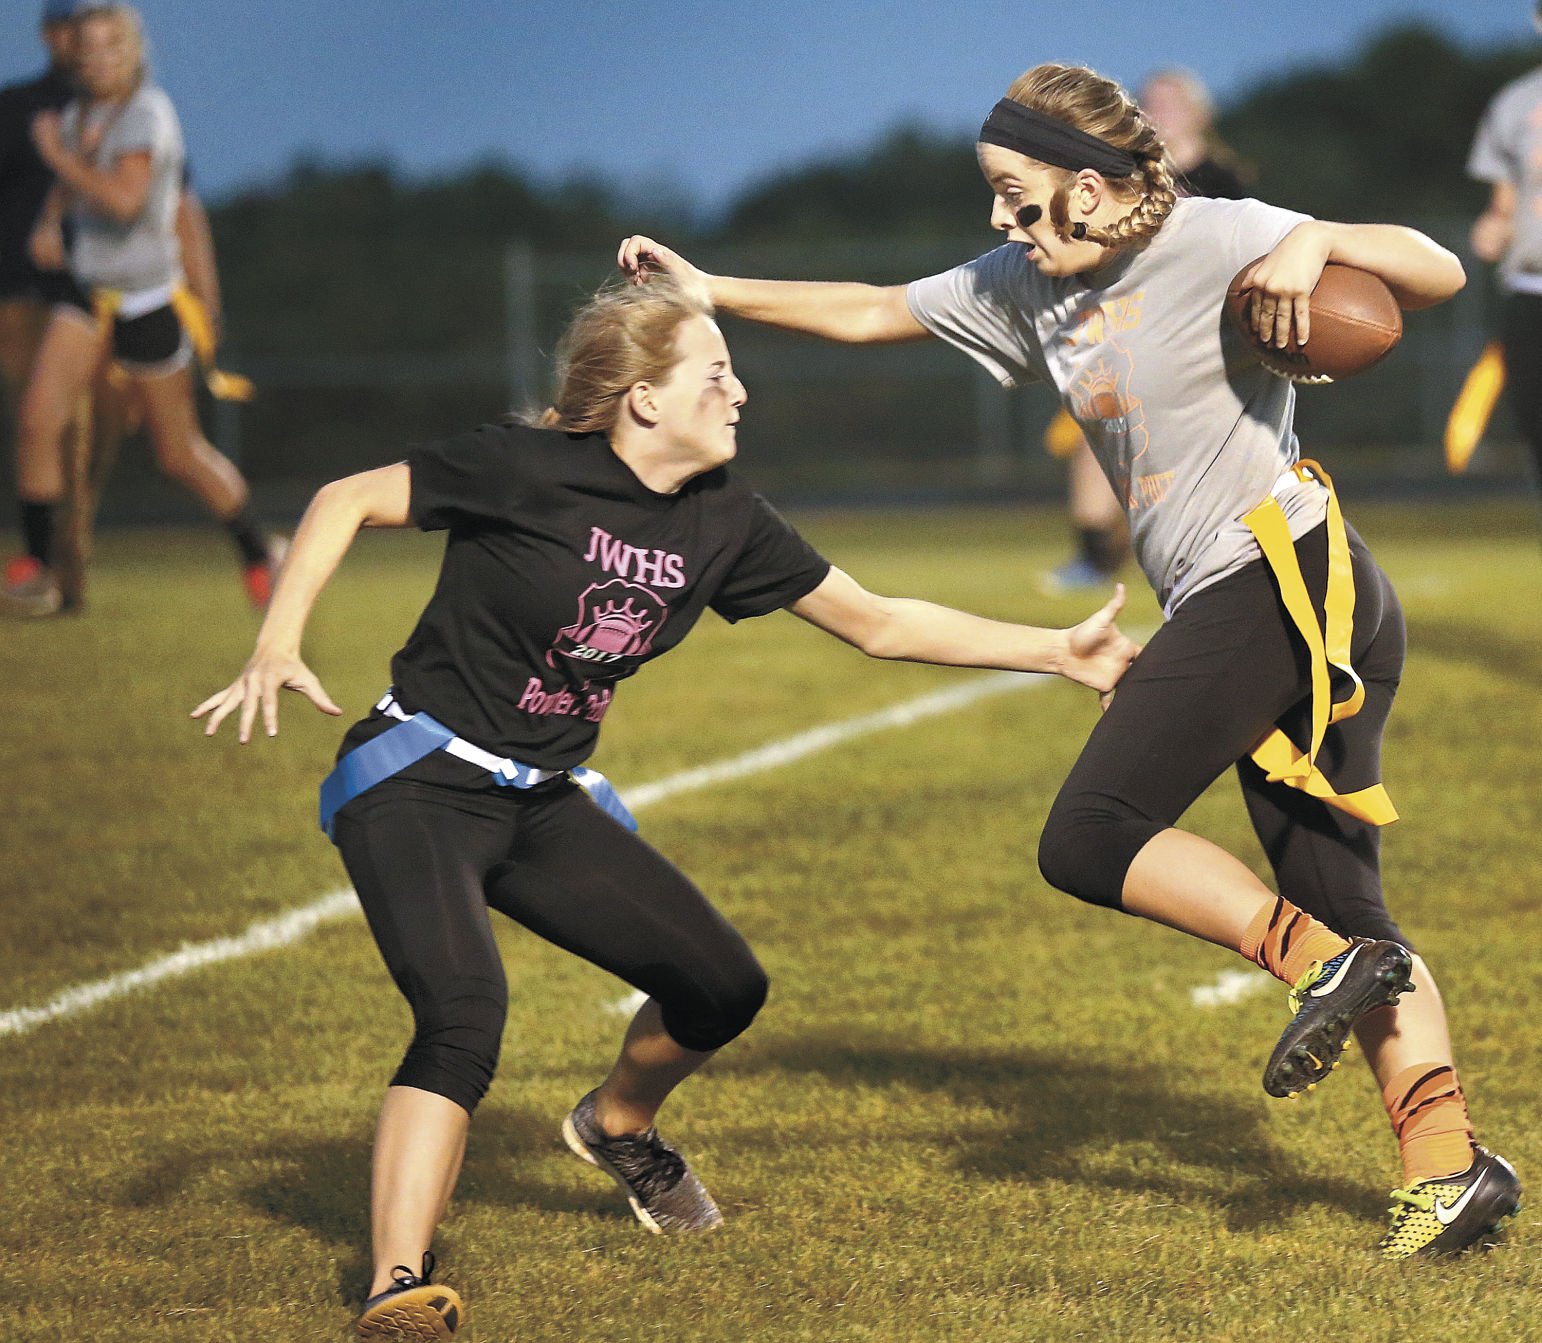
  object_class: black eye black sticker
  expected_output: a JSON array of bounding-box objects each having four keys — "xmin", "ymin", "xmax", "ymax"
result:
[{"xmin": 1015, "ymin": 203, "xmax": 1043, "ymax": 228}]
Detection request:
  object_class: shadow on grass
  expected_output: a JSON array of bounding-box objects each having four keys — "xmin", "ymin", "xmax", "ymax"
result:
[
  {"xmin": 728, "ymin": 1034, "xmax": 1387, "ymax": 1232},
  {"xmin": 1409, "ymin": 615, "xmax": 1542, "ymax": 689},
  {"xmin": 111, "ymin": 1102, "xmax": 630, "ymax": 1305}
]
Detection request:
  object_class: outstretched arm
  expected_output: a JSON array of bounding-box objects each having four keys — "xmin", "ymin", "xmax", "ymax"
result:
[
  {"xmin": 617, "ymin": 234, "xmax": 929, "ymax": 345},
  {"xmin": 789, "ymin": 567, "xmax": 1141, "ymax": 693},
  {"xmin": 191, "ymin": 464, "xmax": 412, "ymax": 741}
]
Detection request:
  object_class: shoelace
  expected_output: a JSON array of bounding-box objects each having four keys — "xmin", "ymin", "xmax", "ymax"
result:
[
  {"xmin": 387, "ymin": 1251, "xmax": 437, "ymax": 1292},
  {"xmin": 1286, "ymin": 959, "xmax": 1327, "ymax": 1016},
  {"xmin": 1387, "ymin": 1185, "xmax": 1437, "ymax": 1217},
  {"xmin": 603, "ymin": 1128, "xmax": 687, "ymax": 1195}
]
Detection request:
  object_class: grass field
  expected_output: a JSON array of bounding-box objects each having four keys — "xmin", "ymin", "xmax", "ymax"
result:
[{"xmin": 2, "ymin": 499, "xmax": 1539, "ymax": 1342}]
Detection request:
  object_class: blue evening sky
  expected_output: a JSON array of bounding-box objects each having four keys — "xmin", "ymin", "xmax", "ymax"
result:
[{"xmin": 3, "ymin": 0, "xmax": 1537, "ymax": 213}]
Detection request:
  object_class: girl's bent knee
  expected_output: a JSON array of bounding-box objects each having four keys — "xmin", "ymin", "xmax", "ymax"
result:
[
  {"xmin": 664, "ymin": 962, "xmax": 769, "ymax": 1054},
  {"xmin": 391, "ymin": 979, "xmax": 507, "ymax": 1115},
  {"xmin": 1038, "ymin": 798, "xmax": 1158, "ymax": 910}
]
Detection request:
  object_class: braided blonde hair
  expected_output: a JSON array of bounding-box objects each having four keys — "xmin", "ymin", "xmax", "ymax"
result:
[
  {"xmin": 527, "ymin": 275, "xmax": 713, "ymax": 435},
  {"xmin": 1003, "ymin": 63, "xmax": 1178, "ymax": 248}
]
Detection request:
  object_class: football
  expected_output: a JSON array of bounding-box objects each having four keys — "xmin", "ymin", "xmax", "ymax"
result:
[{"xmin": 1225, "ymin": 260, "xmax": 1403, "ymax": 384}]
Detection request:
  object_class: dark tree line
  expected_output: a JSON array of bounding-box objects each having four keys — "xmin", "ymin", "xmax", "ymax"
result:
[
  {"xmin": 212, "ymin": 24, "xmax": 1536, "ymax": 367},
  {"xmin": 168, "ymin": 23, "xmax": 1533, "ymax": 495}
]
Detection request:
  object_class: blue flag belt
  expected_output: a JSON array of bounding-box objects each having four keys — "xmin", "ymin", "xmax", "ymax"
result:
[{"xmin": 318, "ymin": 691, "xmax": 637, "ymax": 839}]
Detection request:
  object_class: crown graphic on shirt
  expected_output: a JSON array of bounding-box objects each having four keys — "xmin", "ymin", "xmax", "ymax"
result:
[{"xmin": 585, "ymin": 597, "xmax": 656, "ymax": 653}]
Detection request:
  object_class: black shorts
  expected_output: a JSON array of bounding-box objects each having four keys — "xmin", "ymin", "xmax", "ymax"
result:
[{"xmin": 59, "ymin": 283, "xmax": 191, "ymax": 373}]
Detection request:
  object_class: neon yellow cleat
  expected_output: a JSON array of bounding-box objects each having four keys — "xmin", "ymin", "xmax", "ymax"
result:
[{"xmin": 1380, "ymin": 1146, "xmax": 1521, "ymax": 1261}]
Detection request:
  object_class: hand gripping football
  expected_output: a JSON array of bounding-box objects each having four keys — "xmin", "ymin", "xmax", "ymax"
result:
[{"xmin": 1226, "ymin": 260, "xmax": 1403, "ymax": 385}]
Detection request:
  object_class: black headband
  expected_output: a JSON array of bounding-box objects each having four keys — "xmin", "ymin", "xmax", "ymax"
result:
[{"xmin": 978, "ymin": 99, "xmax": 1140, "ymax": 178}]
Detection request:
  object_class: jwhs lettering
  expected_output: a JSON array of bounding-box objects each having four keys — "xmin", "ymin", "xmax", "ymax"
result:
[{"xmin": 582, "ymin": 526, "xmax": 687, "ymax": 588}]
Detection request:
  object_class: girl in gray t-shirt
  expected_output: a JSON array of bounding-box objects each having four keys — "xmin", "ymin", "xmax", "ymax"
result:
[
  {"xmin": 615, "ymin": 62, "xmax": 1517, "ymax": 1260},
  {"xmin": 2, "ymin": 1, "xmax": 277, "ymax": 619}
]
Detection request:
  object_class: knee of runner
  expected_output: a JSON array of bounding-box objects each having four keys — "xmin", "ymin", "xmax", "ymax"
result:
[
  {"xmin": 661, "ymin": 959, "xmax": 769, "ymax": 1054},
  {"xmin": 393, "ymin": 979, "xmax": 508, "ymax": 1115},
  {"xmin": 1037, "ymin": 792, "xmax": 1137, "ymax": 909}
]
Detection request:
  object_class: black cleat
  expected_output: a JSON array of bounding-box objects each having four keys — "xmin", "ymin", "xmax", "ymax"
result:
[
  {"xmin": 1381, "ymin": 1146, "xmax": 1522, "ymax": 1260},
  {"xmin": 356, "ymin": 1252, "xmax": 462, "ymax": 1340},
  {"xmin": 562, "ymin": 1089, "xmax": 723, "ymax": 1234},
  {"xmin": 1263, "ymin": 939, "xmax": 1413, "ymax": 1098}
]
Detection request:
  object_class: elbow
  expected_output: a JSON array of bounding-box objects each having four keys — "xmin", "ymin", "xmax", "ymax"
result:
[
  {"xmin": 1408, "ymin": 242, "xmax": 1467, "ymax": 311},
  {"xmin": 1396, "ymin": 251, "xmax": 1466, "ymax": 312},
  {"xmin": 854, "ymin": 609, "xmax": 904, "ymax": 660},
  {"xmin": 1443, "ymin": 252, "xmax": 1468, "ymax": 300},
  {"xmin": 1428, "ymin": 244, "xmax": 1467, "ymax": 304},
  {"xmin": 311, "ymin": 476, "xmax": 369, "ymax": 523}
]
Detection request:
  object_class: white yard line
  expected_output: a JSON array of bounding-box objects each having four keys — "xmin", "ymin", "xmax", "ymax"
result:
[
  {"xmin": 0, "ymin": 890, "xmax": 361, "ymax": 1038},
  {"xmin": 1, "ymin": 670, "xmax": 1045, "ymax": 1040},
  {"xmin": 1189, "ymin": 967, "xmax": 1273, "ymax": 1008}
]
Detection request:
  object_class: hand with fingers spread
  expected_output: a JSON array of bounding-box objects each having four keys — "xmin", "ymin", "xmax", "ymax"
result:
[
  {"xmin": 616, "ymin": 235, "xmax": 713, "ymax": 306},
  {"xmin": 191, "ymin": 648, "xmax": 342, "ymax": 743},
  {"xmin": 1240, "ymin": 222, "xmax": 1334, "ymax": 350},
  {"xmin": 1061, "ymin": 583, "xmax": 1142, "ymax": 694}
]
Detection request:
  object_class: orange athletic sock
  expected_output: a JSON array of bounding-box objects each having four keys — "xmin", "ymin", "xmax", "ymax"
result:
[
  {"xmin": 1383, "ymin": 1062, "xmax": 1475, "ymax": 1185},
  {"xmin": 1238, "ymin": 895, "xmax": 1353, "ymax": 986}
]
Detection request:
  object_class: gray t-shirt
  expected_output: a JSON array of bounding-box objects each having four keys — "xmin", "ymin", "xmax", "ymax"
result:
[
  {"xmin": 1467, "ymin": 66, "xmax": 1542, "ymax": 291},
  {"xmin": 907, "ymin": 196, "xmax": 1328, "ymax": 613},
  {"xmin": 63, "ymin": 82, "xmax": 184, "ymax": 293}
]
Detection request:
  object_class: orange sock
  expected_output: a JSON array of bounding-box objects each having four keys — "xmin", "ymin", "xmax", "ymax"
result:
[
  {"xmin": 1383, "ymin": 1062, "xmax": 1475, "ymax": 1185},
  {"xmin": 1238, "ymin": 896, "xmax": 1353, "ymax": 985}
]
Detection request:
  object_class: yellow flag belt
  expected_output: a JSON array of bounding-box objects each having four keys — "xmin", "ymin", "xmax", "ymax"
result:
[
  {"xmin": 1240, "ymin": 460, "xmax": 1397, "ymax": 827},
  {"xmin": 1444, "ymin": 341, "xmax": 1504, "ymax": 475},
  {"xmin": 92, "ymin": 286, "xmax": 255, "ymax": 402}
]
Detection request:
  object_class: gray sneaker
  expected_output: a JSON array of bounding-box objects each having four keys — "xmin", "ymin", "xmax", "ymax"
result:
[{"xmin": 561, "ymin": 1090, "xmax": 723, "ymax": 1234}]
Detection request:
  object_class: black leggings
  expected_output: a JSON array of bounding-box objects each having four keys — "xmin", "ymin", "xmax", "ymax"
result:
[
  {"xmin": 332, "ymin": 776, "xmax": 768, "ymax": 1116},
  {"xmin": 1038, "ymin": 521, "xmax": 1410, "ymax": 948}
]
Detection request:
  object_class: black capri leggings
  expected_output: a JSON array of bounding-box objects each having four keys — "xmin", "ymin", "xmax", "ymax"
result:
[
  {"xmin": 332, "ymin": 776, "xmax": 769, "ymax": 1116},
  {"xmin": 1038, "ymin": 519, "xmax": 1410, "ymax": 949}
]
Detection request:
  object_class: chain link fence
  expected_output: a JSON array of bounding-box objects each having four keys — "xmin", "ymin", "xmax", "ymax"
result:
[{"xmin": 4, "ymin": 223, "xmax": 1530, "ymax": 528}]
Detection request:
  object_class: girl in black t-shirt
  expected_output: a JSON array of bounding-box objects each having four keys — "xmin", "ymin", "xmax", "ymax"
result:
[{"xmin": 194, "ymin": 276, "xmax": 1139, "ymax": 1342}]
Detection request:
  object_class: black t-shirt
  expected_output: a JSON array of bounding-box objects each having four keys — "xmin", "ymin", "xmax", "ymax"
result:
[
  {"xmin": 0, "ymin": 63, "xmax": 74, "ymax": 295},
  {"xmin": 339, "ymin": 422, "xmax": 831, "ymax": 784}
]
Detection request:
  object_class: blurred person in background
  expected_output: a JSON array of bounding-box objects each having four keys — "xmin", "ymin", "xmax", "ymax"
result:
[
  {"xmin": 0, "ymin": 1, "xmax": 80, "ymax": 529},
  {"xmin": 1041, "ymin": 67, "xmax": 1250, "ymax": 596},
  {"xmin": 1, "ymin": 1, "xmax": 275, "ymax": 617},
  {"xmin": 1467, "ymin": 1, "xmax": 1542, "ymax": 524}
]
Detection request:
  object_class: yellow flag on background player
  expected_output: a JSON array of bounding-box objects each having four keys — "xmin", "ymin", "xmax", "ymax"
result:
[{"xmin": 1444, "ymin": 343, "xmax": 1505, "ymax": 475}]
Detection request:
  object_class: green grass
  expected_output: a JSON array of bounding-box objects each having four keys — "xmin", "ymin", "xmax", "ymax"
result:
[{"xmin": 1, "ymin": 500, "xmax": 1539, "ymax": 1342}]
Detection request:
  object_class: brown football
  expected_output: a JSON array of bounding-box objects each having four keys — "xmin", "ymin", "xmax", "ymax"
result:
[{"xmin": 1225, "ymin": 260, "xmax": 1403, "ymax": 384}]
